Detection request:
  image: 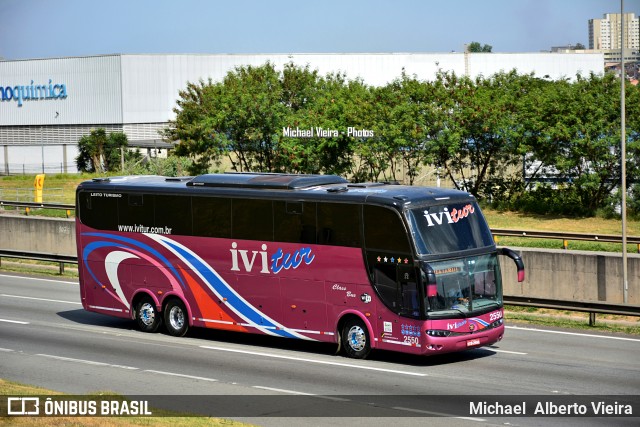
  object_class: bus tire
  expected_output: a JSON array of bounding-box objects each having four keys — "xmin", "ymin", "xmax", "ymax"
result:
[
  {"xmin": 341, "ymin": 317, "xmax": 371, "ymax": 359},
  {"xmin": 135, "ymin": 295, "xmax": 162, "ymax": 333},
  {"xmin": 164, "ymin": 299, "xmax": 189, "ymax": 337}
]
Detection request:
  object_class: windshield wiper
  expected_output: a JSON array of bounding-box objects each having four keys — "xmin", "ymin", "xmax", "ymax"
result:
[
  {"xmin": 427, "ymin": 307, "xmax": 467, "ymax": 319},
  {"xmin": 449, "ymin": 307, "xmax": 467, "ymax": 317}
]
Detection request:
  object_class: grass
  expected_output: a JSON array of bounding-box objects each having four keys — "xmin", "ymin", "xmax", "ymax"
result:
[
  {"xmin": 491, "ymin": 236, "xmax": 640, "ymax": 253},
  {"xmin": 483, "ymin": 209, "xmax": 640, "ymax": 235},
  {"xmin": 0, "ymin": 259, "xmax": 78, "ymax": 278},
  {"xmin": 0, "ymin": 379, "xmax": 251, "ymax": 427},
  {"xmin": 0, "ymin": 173, "xmax": 110, "ymax": 205}
]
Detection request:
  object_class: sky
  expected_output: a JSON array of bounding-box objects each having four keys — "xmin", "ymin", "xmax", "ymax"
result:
[{"xmin": 1, "ymin": 0, "xmax": 639, "ymax": 60}]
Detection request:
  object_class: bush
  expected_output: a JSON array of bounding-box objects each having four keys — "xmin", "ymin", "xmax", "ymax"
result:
[
  {"xmin": 505, "ymin": 184, "xmax": 594, "ymax": 217},
  {"xmin": 628, "ymin": 184, "xmax": 640, "ymax": 220},
  {"xmin": 123, "ymin": 156, "xmax": 194, "ymax": 177}
]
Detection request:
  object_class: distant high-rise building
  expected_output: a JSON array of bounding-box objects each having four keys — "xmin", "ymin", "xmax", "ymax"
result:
[{"xmin": 589, "ymin": 13, "xmax": 639, "ymax": 63}]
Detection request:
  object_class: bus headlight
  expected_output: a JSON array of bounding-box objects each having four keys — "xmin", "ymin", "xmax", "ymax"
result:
[
  {"xmin": 426, "ymin": 330, "xmax": 451, "ymax": 337},
  {"xmin": 489, "ymin": 318, "xmax": 504, "ymax": 328}
]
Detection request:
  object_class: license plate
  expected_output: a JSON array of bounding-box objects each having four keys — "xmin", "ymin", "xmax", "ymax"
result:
[{"xmin": 466, "ymin": 338, "xmax": 480, "ymax": 347}]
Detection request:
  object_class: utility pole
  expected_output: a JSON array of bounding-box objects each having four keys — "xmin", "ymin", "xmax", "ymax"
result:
[{"xmin": 620, "ymin": 0, "xmax": 628, "ymax": 304}]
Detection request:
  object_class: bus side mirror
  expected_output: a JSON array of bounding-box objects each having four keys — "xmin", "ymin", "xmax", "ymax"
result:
[
  {"xmin": 421, "ymin": 264, "xmax": 438, "ymax": 297},
  {"xmin": 499, "ymin": 248, "xmax": 525, "ymax": 282}
]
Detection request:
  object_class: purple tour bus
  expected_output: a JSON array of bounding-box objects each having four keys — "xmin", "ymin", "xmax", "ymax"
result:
[{"xmin": 76, "ymin": 172, "xmax": 524, "ymax": 359}]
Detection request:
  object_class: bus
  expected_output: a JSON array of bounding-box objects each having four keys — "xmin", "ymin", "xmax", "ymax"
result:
[{"xmin": 75, "ymin": 172, "xmax": 524, "ymax": 359}]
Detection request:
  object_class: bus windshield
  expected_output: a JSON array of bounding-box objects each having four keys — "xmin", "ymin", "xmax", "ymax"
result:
[
  {"xmin": 407, "ymin": 201, "xmax": 494, "ymax": 255},
  {"xmin": 425, "ymin": 254, "xmax": 502, "ymax": 315}
]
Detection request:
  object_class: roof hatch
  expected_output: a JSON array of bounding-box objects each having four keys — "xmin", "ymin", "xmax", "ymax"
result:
[{"xmin": 186, "ymin": 172, "xmax": 348, "ymax": 190}]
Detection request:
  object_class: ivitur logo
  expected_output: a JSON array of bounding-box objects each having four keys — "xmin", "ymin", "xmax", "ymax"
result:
[
  {"xmin": 423, "ymin": 204, "xmax": 475, "ymax": 227},
  {"xmin": 230, "ymin": 242, "xmax": 315, "ymax": 274}
]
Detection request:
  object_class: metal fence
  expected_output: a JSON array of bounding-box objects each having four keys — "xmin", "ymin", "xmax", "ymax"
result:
[
  {"xmin": 0, "ymin": 187, "xmax": 66, "ymax": 203},
  {"xmin": 492, "ymin": 228, "xmax": 640, "ymax": 252},
  {"xmin": 1, "ymin": 163, "xmax": 79, "ymax": 176}
]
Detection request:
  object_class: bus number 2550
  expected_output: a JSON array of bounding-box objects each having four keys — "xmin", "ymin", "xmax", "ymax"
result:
[{"xmin": 489, "ymin": 311, "xmax": 503, "ymax": 322}]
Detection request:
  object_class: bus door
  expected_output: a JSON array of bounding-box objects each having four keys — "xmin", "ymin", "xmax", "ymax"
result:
[
  {"xmin": 396, "ymin": 264, "xmax": 420, "ymax": 318},
  {"xmin": 371, "ymin": 260, "xmax": 422, "ymax": 346}
]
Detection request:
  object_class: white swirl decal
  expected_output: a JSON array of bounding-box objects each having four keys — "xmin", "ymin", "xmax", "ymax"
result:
[{"xmin": 104, "ymin": 251, "xmax": 139, "ymax": 309}]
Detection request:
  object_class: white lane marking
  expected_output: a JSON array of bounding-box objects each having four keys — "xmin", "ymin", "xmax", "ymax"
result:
[
  {"xmin": 253, "ymin": 386, "xmax": 315, "ymax": 395},
  {"xmin": 0, "ymin": 274, "xmax": 77, "ymax": 285},
  {"xmin": 1, "ymin": 294, "xmax": 81, "ymax": 305},
  {"xmin": 506, "ymin": 325, "xmax": 640, "ymax": 342},
  {"xmin": 35, "ymin": 354, "xmax": 138, "ymax": 370},
  {"xmin": 486, "ymin": 347, "xmax": 528, "ymax": 355},
  {"xmin": 393, "ymin": 406, "xmax": 486, "ymax": 422},
  {"xmin": 200, "ymin": 345, "xmax": 427, "ymax": 377},
  {"xmin": 144, "ymin": 370, "xmax": 218, "ymax": 382},
  {"xmin": 252, "ymin": 386, "xmax": 351, "ymax": 402},
  {"xmin": 0, "ymin": 348, "xmax": 15, "ymax": 352},
  {"xmin": 0, "ymin": 318, "xmax": 29, "ymax": 325}
]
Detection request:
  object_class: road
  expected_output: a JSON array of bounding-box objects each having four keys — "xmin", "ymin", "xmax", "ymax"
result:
[{"xmin": 0, "ymin": 272, "xmax": 639, "ymax": 426}]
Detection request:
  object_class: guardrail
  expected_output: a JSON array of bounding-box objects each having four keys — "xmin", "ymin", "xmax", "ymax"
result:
[
  {"xmin": 0, "ymin": 249, "xmax": 77, "ymax": 274},
  {"xmin": 0, "ymin": 248, "xmax": 638, "ymax": 325},
  {"xmin": 492, "ymin": 228, "xmax": 640, "ymax": 250},
  {"xmin": 0, "ymin": 200, "xmax": 74, "ymax": 217},
  {"xmin": 503, "ymin": 296, "xmax": 640, "ymax": 326}
]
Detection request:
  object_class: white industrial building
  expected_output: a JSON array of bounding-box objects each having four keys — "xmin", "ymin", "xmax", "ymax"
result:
[{"xmin": 0, "ymin": 52, "xmax": 604, "ymax": 175}]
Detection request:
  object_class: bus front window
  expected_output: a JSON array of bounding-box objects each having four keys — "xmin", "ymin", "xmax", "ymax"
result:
[
  {"xmin": 407, "ymin": 202, "xmax": 494, "ymax": 256},
  {"xmin": 424, "ymin": 254, "xmax": 502, "ymax": 315}
]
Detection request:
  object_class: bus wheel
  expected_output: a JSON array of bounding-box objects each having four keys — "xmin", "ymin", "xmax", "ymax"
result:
[
  {"xmin": 342, "ymin": 318, "xmax": 371, "ymax": 359},
  {"xmin": 135, "ymin": 295, "xmax": 162, "ymax": 333},
  {"xmin": 164, "ymin": 299, "xmax": 189, "ymax": 337}
]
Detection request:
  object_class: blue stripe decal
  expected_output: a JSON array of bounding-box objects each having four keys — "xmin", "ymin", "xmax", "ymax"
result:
[
  {"xmin": 470, "ymin": 318, "xmax": 490, "ymax": 327},
  {"xmin": 82, "ymin": 241, "xmax": 134, "ymax": 287},
  {"xmin": 82, "ymin": 232, "xmax": 185, "ymax": 288},
  {"xmin": 162, "ymin": 239, "xmax": 299, "ymax": 339}
]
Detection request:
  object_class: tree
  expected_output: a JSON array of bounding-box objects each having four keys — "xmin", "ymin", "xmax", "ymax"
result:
[
  {"xmin": 358, "ymin": 72, "xmax": 436, "ymax": 184},
  {"xmin": 428, "ymin": 71, "xmax": 524, "ymax": 197},
  {"xmin": 76, "ymin": 129, "xmax": 133, "ymax": 173},
  {"xmin": 551, "ymin": 73, "xmax": 640, "ymax": 212},
  {"xmin": 467, "ymin": 42, "xmax": 492, "ymax": 53},
  {"xmin": 163, "ymin": 79, "xmax": 223, "ymax": 175},
  {"xmin": 518, "ymin": 72, "xmax": 640, "ymax": 214},
  {"xmin": 167, "ymin": 62, "xmax": 361, "ymax": 176},
  {"xmin": 279, "ymin": 70, "xmax": 365, "ymax": 176}
]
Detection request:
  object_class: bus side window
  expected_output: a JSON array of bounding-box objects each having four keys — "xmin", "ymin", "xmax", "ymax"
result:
[
  {"xmin": 155, "ymin": 195, "xmax": 192, "ymax": 236},
  {"xmin": 232, "ymin": 199, "xmax": 273, "ymax": 241},
  {"xmin": 363, "ymin": 205, "xmax": 412, "ymax": 253},
  {"xmin": 401, "ymin": 281, "xmax": 419, "ymax": 316},
  {"xmin": 78, "ymin": 192, "xmax": 118, "ymax": 230},
  {"xmin": 317, "ymin": 203, "xmax": 361, "ymax": 247},
  {"xmin": 119, "ymin": 194, "xmax": 153, "ymax": 230},
  {"xmin": 192, "ymin": 197, "xmax": 231, "ymax": 238},
  {"xmin": 274, "ymin": 201, "xmax": 316, "ymax": 244},
  {"xmin": 373, "ymin": 264, "xmax": 398, "ymax": 309}
]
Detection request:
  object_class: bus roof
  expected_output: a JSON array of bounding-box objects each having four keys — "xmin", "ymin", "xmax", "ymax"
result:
[{"xmin": 77, "ymin": 173, "xmax": 475, "ymax": 208}]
